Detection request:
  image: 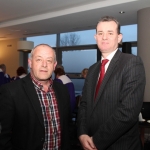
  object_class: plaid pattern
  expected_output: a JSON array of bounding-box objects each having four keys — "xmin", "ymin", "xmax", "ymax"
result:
[{"xmin": 31, "ymin": 75, "xmax": 61, "ymax": 150}]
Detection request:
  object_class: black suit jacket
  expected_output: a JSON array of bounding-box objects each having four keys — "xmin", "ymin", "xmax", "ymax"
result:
[
  {"xmin": 0, "ymin": 74, "xmax": 71, "ymax": 150},
  {"xmin": 77, "ymin": 50, "xmax": 146, "ymax": 150}
]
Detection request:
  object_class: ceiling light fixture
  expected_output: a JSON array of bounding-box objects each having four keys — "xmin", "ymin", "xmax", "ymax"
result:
[
  {"xmin": 17, "ymin": 41, "xmax": 34, "ymax": 52},
  {"xmin": 119, "ymin": 11, "xmax": 125, "ymax": 14},
  {"xmin": 9, "ymin": 29, "xmax": 20, "ymax": 32}
]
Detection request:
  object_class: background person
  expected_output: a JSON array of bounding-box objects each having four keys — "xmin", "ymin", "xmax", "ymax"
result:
[
  {"xmin": 12, "ymin": 66, "xmax": 27, "ymax": 80},
  {"xmin": 54, "ymin": 67, "xmax": 76, "ymax": 113},
  {"xmin": 76, "ymin": 68, "xmax": 89, "ymax": 107},
  {"xmin": 77, "ymin": 16, "xmax": 146, "ymax": 150},
  {"xmin": 0, "ymin": 44, "xmax": 71, "ymax": 150},
  {"xmin": 0, "ymin": 64, "xmax": 11, "ymax": 83},
  {"xmin": 16, "ymin": 66, "xmax": 27, "ymax": 79},
  {"xmin": 81, "ymin": 68, "xmax": 89, "ymax": 79},
  {"xmin": 0, "ymin": 68, "xmax": 5, "ymax": 86},
  {"xmin": 55, "ymin": 64, "xmax": 64, "ymax": 70}
]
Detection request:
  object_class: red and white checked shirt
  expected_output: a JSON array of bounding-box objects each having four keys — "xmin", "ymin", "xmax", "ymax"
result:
[{"xmin": 31, "ymin": 75, "xmax": 61, "ymax": 150}]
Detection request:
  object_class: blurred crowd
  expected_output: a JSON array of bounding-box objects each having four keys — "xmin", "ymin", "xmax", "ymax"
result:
[{"xmin": 0, "ymin": 64, "xmax": 27, "ymax": 86}]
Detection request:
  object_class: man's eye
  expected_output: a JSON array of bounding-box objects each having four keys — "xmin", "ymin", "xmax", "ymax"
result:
[
  {"xmin": 47, "ymin": 60, "xmax": 52, "ymax": 63},
  {"xmin": 36, "ymin": 59, "xmax": 41, "ymax": 62},
  {"xmin": 109, "ymin": 33, "xmax": 113, "ymax": 35},
  {"xmin": 98, "ymin": 33, "xmax": 102, "ymax": 35}
]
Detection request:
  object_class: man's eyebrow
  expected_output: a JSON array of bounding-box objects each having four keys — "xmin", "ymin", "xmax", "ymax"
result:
[
  {"xmin": 97, "ymin": 30, "xmax": 114, "ymax": 33},
  {"xmin": 46, "ymin": 57, "xmax": 53, "ymax": 59},
  {"xmin": 34, "ymin": 55, "xmax": 42, "ymax": 58},
  {"xmin": 35, "ymin": 55, "xmax": 52, "ymax": 58},
  {"xmin": 36, "ymin": 55, "xmax": 41, "ymax": 57}
]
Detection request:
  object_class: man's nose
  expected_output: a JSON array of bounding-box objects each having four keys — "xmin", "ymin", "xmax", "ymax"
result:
[
  {"xmin": 102, "ymin": 33, "xmax": 107, "ymax": 40},
  {"xmin": 42, "ymin": 60, "xmax": 47, "ymax": 67}
]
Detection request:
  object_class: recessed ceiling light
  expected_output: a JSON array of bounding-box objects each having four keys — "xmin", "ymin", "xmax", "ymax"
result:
[
  {"xmin": 9, "ymin": 29, "xmax": 20, "ymax": 32},
  {"xmin": 119, "ymin": 11, "xmax": 125, "ymax": 14}
]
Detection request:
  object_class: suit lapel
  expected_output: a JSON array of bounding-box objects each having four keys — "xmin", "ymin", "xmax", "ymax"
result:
[
  {"xmin": 22, "ymin": 74, "xmax": 44, "ymax": 129},
  {"xmin": 87, "ymin": 61, "xmax": 101, "ymax": 110},
  {"xmin": 93, "ymin": 50, "xmax": 122, "ymax": 107},
  {"xmin": 52, "ymin": 83, "xmax": 63, "ymax": 125}
]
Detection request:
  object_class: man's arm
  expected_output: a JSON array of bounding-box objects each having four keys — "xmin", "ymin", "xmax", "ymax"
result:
[
  {"xmin": 77, "ymin": 74, "xmax": 97, "ymax": 150},
  {"xmin": 0, "ymin": 85, "xmax": 14, "ymax": 149},
  {"xmin": 77, "ymin": 75, "xmax": 89, "ymax": 136},
  {"xmin": 79, "ymin": 135, "xmax": 97, "ymax": 150}
]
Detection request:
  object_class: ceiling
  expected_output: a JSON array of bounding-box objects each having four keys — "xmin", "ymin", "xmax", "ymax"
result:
[{"xmin": 0, "ymin": 0, "xmax": 150, "ymax": 41}]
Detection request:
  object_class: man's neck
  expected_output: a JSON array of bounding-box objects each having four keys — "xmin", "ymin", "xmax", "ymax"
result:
[
  {"xmin": 39, "ymin": 80, "xmax": 50, "ymax": 92},
  {"xmin": 101, "ymin": 48, "xmax": 118, "ymax": 59}
]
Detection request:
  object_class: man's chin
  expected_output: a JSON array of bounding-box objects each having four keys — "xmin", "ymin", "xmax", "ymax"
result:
[{"xmin": 39, "ymin": 77, "xmax": 51, "ymax": 81}]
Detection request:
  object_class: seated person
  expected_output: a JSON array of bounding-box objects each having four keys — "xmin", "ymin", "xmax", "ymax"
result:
[
  {"xmin": 0, "ymin": 68, "xmax": 5, "ymax": 86},
  {"xmin": 0, "ymin": 64, "xmax": 11, "ymax": 83},
  {"xmin": 81, "ymin": 68, "xmax": 89, "ymax": 79},
  {"xmin": 54, "ymin": 68, "xmax": 76, "ymax": 113},
  {"xmin": 77, "ymin": 68, "xmax": 89, "ymax": 107},
  {"xmin": 55, "ymin": 64, "xmax": 64, "ymax": 70},
  {"xmin": 12, "ymin": 66, "xmax": 27, "ymax": 80}
]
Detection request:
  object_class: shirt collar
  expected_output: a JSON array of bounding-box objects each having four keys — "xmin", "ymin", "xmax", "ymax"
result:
[
  {"xmin": 30, "ymin": 73, "xmax": 53, "ymax": 90},
  {"xmin": 101, "ymin": 48, "xmax": 118, "ymax": 62}
]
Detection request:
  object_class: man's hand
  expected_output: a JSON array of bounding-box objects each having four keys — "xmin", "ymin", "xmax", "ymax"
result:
[{"xmin": 79, "ymin": 134, "xmax": 97, "ymax": 150}]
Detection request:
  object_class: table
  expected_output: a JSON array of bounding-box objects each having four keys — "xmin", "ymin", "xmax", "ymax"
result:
[{"xmin": 139, "ymin": 121, "xmax": 150, "ymax": 146}]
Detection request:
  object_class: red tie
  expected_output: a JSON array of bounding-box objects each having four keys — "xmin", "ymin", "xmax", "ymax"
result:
[{"xmin": 95, "ymin": 59, "xmax": 109, "ymax": 99}]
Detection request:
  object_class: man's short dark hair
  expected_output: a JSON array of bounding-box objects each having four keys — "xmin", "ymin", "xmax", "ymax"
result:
[{"xmin": 96, "ymin": 16, "xmax": 121, "ymax": 34}]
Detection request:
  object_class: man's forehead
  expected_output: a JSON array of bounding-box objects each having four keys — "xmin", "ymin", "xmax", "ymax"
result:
[
  {"xmin": 33, "ymin": 50, "xmax": 55, "ymax": 59},
  {"xmin": 35, "ymin": 45, "xmax": 52, "ymax": 51},
  {"xmin": 98, "ymin": 20, "xmax": 117, "ymax": 25},
  {"xmin": 97, "ymin": 22, "xmax": 117, "ymax": 31},
  {"xmin": 35, "ymin": 55, "xmax": 53, "ymax": 58},
  {"xmin": 98, "ymin": 21, "xmax": 117, "ymax": 27},
  {"xmin": 34, "ymin": 47, "xmax": 53, "ymax": 54}
]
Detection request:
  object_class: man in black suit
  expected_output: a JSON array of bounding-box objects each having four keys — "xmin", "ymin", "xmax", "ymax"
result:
[
  {"xmin": 0, "ymin": 44, "xmax": 71, "ymax": 150},
  {"xmin": 77, "ymin": 16, "xmax": 146, "ymax": 150}
]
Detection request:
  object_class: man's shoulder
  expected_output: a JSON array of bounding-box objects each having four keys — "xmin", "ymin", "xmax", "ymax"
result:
[
  {"xmin": 53, "ymin": 80, "xmax": 69, "ymax": 93},
  {"xmin": 53, "ymin": 80, "xmax": 70, "ymax": 98},
  {"xmin": 119, "ymin": 52, "xmax": 142, "ymax": 63},
  {"xmin": 53, "ymin": 80, "xmax": 67, "ymax": 89},
  {"xmin": 88, "ymin": 61, "xmax": 100, "ymax": 72},
  {"xmin": 0, "ymin": 74, "xmax": 31, "ymax": 90}
]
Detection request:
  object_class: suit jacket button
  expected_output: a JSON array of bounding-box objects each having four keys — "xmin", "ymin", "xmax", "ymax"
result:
[{"xmin": 41, "ymin": 138, "xmax": 44, "ymax": 142}]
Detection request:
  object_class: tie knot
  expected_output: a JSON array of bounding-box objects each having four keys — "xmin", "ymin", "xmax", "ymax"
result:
[{"xmin": 101, "ymin": 59, "xmax": 109, "ymax": 66}]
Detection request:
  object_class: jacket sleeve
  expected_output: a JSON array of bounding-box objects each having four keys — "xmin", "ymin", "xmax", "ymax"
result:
[
  {"xmin": 0, "ymin": 85, "xmax": 14, "ymax": 150},
  {"xmin": 77, "ymin": 73, "xmax": 90, "ymax": 137}
]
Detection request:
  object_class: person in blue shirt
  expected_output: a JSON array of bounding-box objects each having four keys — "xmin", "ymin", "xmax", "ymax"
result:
[
  {"xmin": 54, "ymin": 67, "xmax": 76, "ymax": 113},
  {"xmin": 0, "ymin": 64, "xmax": 11, "ymax": 83}
]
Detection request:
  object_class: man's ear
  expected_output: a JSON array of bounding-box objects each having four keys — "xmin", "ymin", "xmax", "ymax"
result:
[
  {"xmin": 54, "ymin": 61, "xmax": 57, "ymax": 70},
  {"xmin": 118, "ymin": 33, "xmax": 122, "ymax": 44},
  {"xmin": 28, "ymin": 58, "xmax": 32, "ymax": 68},
  {"xmin": 94, "ymin": 34, "xmax": 97, "ymax": 40}
]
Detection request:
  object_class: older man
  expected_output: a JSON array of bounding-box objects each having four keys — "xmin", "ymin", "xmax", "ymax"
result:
[{"xmin": 0, "ymin": 44, "xmax": 71, "ymax": 150}]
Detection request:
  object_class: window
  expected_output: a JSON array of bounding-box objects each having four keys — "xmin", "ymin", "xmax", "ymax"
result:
[
  {"xmin": 62, "ymin": 50, "xmax": 97, "ymax": 73},
  {"xmin": 62, "ymin": 49, "xmax": 97, "ymax": 94},
  {"xmin": 121, "ymin": 24, "xmax": 137, "ymax": 42},
  {"xmin": 132, "ymin": 47, "xmax": 137, "ymax": 55},
  {"xmin": 60, "ymin": 29, "xmax": 96, "ymax": 46},
  {"xmin": 27, "ymin": 34, "xmax": 56, "ymax": 47}
]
